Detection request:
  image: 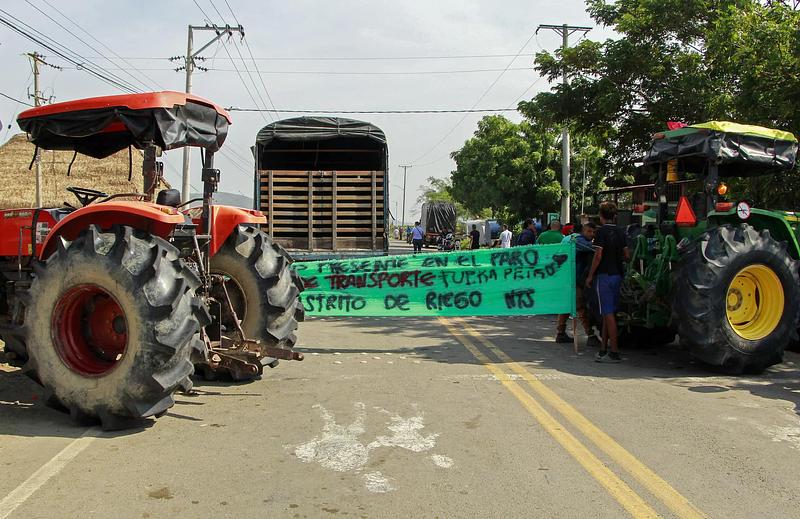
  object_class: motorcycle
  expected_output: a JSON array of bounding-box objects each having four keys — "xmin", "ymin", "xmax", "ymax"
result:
[{"xmin": 438, "ymin": 232, "xmax": 460, "ymax": 252}]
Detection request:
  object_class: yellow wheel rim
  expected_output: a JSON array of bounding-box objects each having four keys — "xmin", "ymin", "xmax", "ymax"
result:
[{"xmin": 726, "ymin": 264, "xmax": 784, "ymax": 341}]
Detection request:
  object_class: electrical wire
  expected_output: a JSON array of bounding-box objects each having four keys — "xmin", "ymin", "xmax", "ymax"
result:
[
  {"xmin": 76, "ymin": 53, "xmax": 541, "ymax": 61},
  {"xmin": 222, "ymin": 0, "xmax": 279, "ymax": 116},
  {"xmin": 36, "ymin": 0, "xmax": 164, "ymax": 91},
  {"xmin": 191, "ymin": 0, "xmax": 214, "ymax": 24},
  {"xmin": 208, "ymin": 0, "xmax": 274, "ymax": 121},
  {"xmin": 23, "ymin": 1, "xmax": 143, "ymax": 92},
  {"xmin": 0, "ymin": 92, "xmax": 33, "ymax": 106},
  {"xmin": 0, "ymin": 9, "xmax": 137, "ymax": 92},
  {"xmin": 56, "ymin": 65, "xmax": 533, "ymax": 75},
  {"xmin": 410, "ymin": 31, "xmax": 540, "ymax": 164},
  {"xmin": 191, "ymin": 0, "xmax": 270, "ymax": 125}
]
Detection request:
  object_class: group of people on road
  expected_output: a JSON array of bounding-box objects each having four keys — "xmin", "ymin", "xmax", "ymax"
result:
[
  {"xmin": 396, "ymin": 203, "xmax": 628, "ymax": 362},
  {"xmin": 553, "ymin": 202, "xmax": 628, "ymax": 363}
]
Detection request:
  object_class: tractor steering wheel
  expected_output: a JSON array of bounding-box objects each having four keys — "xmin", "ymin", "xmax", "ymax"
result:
[{"xmin": 66, "ymin": 186, "xmax": 109, "ymax": 207}]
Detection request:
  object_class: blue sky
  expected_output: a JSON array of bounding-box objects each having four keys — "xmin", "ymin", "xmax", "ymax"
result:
[{"xmin": 0, "ymin": 0, "xmax": 609, "ymax": 216}]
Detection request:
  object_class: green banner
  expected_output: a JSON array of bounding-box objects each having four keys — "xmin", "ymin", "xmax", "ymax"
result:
[{"xmin": 292, "ymin": 244, "xmax": 576, "ymax": 317}]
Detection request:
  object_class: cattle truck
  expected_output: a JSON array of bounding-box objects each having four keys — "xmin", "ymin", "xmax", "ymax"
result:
[
  {"xmin": 255, "ymin": 117, "xmax": 389, "ymax": 260},
  {"xmin": 421, "ymin": 202, "xmax": 457, "ymax": 247}
]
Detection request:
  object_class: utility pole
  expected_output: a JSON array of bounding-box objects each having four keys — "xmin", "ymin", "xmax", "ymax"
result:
[
  {"xmin": 581, "ymin": 157, "xmax": 587, "ymax": 216},
  {"xmin": 26, "ymin": 52, "xmax": 60, "ymax": 207},
  {"xmin": 173, "ymin": 24, "xmax": 244, "ymax": 203},
  {"xmin": 535, "ymin": 24, "xmax": 591, "ymax": 224},
  {"xmin": 400, "ymin": 165, "xmax": 412, "ymax": 226}
]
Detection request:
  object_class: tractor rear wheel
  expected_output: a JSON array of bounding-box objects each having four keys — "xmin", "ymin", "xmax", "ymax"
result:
[
  {"xmin": 24, "ymin": 225, "xmax": 208, "ymax": 430},
  {"xmin": 673, "ymin": 224, "xmax": 799, "ymax": 374},
  {"xmin": 208, "ymin": 226, "xmax": 304, "ymax": 368}
]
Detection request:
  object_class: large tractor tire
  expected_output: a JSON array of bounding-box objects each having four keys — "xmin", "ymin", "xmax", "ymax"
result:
[
  {"xmin": 673, "ymin": 224, "xmax": 800, "ymax": 374},
  {"xmin": 208, "ymin": 226, "xmax": 304, "ymax": 367},
  {"xmin": 24, "ymin": 225, "xmax": 208, "ymax": 430}
]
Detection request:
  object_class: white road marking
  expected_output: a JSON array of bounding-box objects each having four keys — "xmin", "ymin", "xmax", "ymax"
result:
[
  {"xmin": 0, "ymin": 428, "xmax": 98, "ymax": 519},
  {"xmin": 291, "ymin": 403, "xmax": 451, "ymax": 492}
]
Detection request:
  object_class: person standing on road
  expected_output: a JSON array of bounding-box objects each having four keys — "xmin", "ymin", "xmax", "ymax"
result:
[
  {"xmin": 469, "ymin": 224, "xmax": 481, "ymax": 250},
  {"xmin": 394, "ymin": 227, "xmax": 400, "ymax": 240},
  {"xmin": 555, "ymin": 223, "xmax": 600, "ymax": 346},
  {"xmin": 537, "ymin": 219, "xmax": 564, "ymax": 244},
  {"xmin": 585, "ymin": 202, "xmax": 629, "ymax": 363},
  {"xmin": 516, "ymin": 219, "xmax": 537, "ymax": 246},
  {"xmin": 499, "ymin": 224, "xmax": 512, "ymax": 248},
  {"xmin": 411, "ymin": 221, "xmax": 425, "ymax": 254}
]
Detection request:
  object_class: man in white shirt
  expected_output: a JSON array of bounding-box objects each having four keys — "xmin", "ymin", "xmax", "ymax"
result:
[{"xmin": 499, "ymin": 224, "xmax": 512, "ymax": 248}]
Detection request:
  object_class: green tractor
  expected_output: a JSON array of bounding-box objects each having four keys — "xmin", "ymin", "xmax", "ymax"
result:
[{"xmin": 611, "ymin": 121, "xmax": 799, "ymax": 373}]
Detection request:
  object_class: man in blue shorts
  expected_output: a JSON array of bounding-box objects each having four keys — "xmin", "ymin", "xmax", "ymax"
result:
[{"xmin": 585, "ymin": 202, "xmax": 629, "ymax": 363}]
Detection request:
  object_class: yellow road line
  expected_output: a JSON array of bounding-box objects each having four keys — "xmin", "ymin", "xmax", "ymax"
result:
[
  {"xmin": 454, "ymin": 318, "xmax": 706, "ymax": 519},
  {"xmin": 437, "ymin": 317, "xmax": 660, "ymax": 519}
]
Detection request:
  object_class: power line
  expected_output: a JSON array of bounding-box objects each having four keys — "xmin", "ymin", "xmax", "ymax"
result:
[
  {"xmin": 222, "ymin": 0, "xmax": 279, "ymax": 116},
  {"xmin": 0, "ymin": 91, "xmax": 33, "ymax": 106},
  {"xmin": 23, "ymin": 1, "xmax": 143, "ymax": 92},
  {"xmin": 58, "ymin": 65, "xmax": 533, "ymax": 75},
  {"xmin": 207, "ymin": 0, "xmax": 273, "ymax": 122},
  {"xmin": 0, "ymin": 9, "xmax": 137, "ymax": 92},
  {"xmin": 410, "ymin": 31, "xmax": 539, "ymax": 164},
  {"xmin": 191, "ymin": 0, "xmax": 270, "ymax": 125},
  {"xmin": 227, "ymin": 107, "xmax": 519, "ymax": 114},
  {"xmin": 36, "ymin": 0, "xmax": 164, "ymax": 91},
  {"xmin": 73, "ymin": 53, "xmax": 541, "ymax": 61},
  {"xmin": 191, "ymin": 0, "xmax": 215, "ymax": 24}
]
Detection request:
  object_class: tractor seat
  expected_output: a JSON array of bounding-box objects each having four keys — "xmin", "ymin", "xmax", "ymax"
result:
[{"xmin": 156, "ymin": 189, "xmax": 181, "ymax": 208}]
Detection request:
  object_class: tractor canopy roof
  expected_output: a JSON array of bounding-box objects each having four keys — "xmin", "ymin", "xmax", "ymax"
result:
[
  {"xmin": 643, "ymin": 121, "xmax": 798, "ymax": 177},
  {"xmin": 17, "ymin": 91, "xmax": 231, "ymax": 159}
]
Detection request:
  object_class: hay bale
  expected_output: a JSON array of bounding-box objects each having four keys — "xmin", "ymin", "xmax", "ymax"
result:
[{"xmin": 0, "ymin": 134, "xmax": 148, "ymax": 209}]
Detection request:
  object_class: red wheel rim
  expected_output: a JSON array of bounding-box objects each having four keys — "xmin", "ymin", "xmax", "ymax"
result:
[{"xmin": 53, "ymin": 285, "xmax": 128, "ymax": 376}]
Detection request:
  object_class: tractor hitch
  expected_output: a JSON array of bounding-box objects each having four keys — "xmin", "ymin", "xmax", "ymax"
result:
[{"xmin": 198, "ymin": 336, "xmax": 303, "ymax": 382}]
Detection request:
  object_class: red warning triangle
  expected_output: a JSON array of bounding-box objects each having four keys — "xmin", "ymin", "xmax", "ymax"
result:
[{"xmin": 675, "ymin": 196, "xmax": 697, "ymax": 227}]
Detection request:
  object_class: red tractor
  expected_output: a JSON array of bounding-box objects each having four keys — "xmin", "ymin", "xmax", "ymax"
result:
[{"xmin": 0, "ymin": 91, "xmax": 304, "ymax": 430}]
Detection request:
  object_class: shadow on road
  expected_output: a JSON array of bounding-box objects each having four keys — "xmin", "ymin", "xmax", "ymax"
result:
[{"xmin": 300, "ymin": 315, "xmax": 800, "ymax": 419}]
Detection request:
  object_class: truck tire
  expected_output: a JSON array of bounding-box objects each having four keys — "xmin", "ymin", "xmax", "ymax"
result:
[
  {"xmin": 673, "ymin": 224, "xmax": 799, "ymax": 374},
  {"xmin": 208, "ymin": 226, "xmax": 304, "ymax": 366},
  {"xmin": 23, "ymin": 225, "xmax": 208, "ymax": 430}
]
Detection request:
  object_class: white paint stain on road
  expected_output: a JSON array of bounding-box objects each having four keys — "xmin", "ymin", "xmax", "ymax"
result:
[
  {"xmin": 290, "ymin": 402, "xmax": 451, "ymax": 492},
  {"xmin": 430, "ymin": 454, "xmax": 454, "ymax": 468},
  {"xmin": 362, "ymin": 471, "xmax": 395, "ymax": 493},
  {"xmin": 294, "ymin": 402, "xmax": 369, "ymax": 472},
  {"xmin": 758, "ymin": 424, "xmax": 800, "ymax": 450}
]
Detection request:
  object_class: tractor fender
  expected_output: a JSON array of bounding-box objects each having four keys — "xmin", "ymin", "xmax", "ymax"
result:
[
  {"xmin": 39, "ymin": 201, "xmax": 185, "ymax": 260},
  {"xmin": 708, "ymin": 208, "xmax": 800, "ymax": 260},
  {"xmin": 185, "ymin": 205, "xmax": 267, "ymax": 257}
]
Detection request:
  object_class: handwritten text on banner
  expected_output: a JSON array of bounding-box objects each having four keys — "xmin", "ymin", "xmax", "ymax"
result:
[{"xmin": 292, "ymin": 244, "xmax": 576, "ymax": 317}]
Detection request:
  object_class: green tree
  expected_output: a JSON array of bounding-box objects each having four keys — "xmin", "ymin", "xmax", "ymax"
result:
[
  {"xmin": 449, "ymin": 115, "xmax": 563, "ymax": 223},
  {"xmin": 416, "ymin": 176, "xmax": 474, "ymax": 221},
  {"xmin": 521, "ymin": 0, "xmax": 800, "ymax": 197}
]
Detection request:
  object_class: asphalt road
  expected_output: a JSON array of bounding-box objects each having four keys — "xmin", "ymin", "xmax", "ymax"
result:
[{"xmin": 1, "ymin": 314, "xmax": 799, "ymax": 519}]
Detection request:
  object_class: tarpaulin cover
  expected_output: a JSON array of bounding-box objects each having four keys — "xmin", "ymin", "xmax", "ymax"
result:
[
  {"xmin": 420, "ymin": 202, "xmax": 457, "ymax": 233},
  {"xmin": 17, "ymin": 92, "xmax": 230, "ymax": 159},
  {"xmin": 643, "ymin": 121, "xmax": 798, "ymax": 176},
  {"xmin": 292, "ymin": 244, "xmax": 576, "ymax": 317},
  {"xmin": 255, "ymin": 116, "xmax": 386, "ymax": 147}
]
